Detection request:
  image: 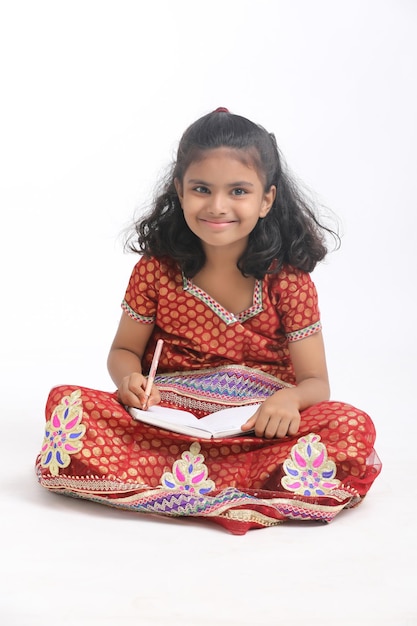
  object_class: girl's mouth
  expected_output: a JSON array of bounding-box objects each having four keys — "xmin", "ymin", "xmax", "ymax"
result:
[{"xmin": 199, "ymin": 218, "xmax": 236, "ymax": 229}]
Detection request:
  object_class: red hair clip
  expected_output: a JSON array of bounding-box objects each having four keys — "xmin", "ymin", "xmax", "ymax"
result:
[{"xmin": 214, "ymin": 107, "xmax": 229, "ymax": 113}]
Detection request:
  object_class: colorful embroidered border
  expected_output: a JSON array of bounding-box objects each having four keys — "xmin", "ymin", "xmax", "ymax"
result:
[
  {"xmin": 286, "ymin": 320, "xmax": 322, "ymax": 343},
  {"xmin": 121, "ymin": 300, "xmax": 155, "ymax": 324},
  {"xmin": 155, "ymin": 365, "xmax": 293, "ymax": 407},
  {"xmin": 36, "ymin": 465, "xmax": 356, "ymax": 525},
  {"xmin": 183, "ymin": 275, "xmax": 263, "ymax": 325}
]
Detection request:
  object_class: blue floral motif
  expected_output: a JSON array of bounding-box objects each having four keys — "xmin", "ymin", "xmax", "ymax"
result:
[
  {"xmin": 281, "ymin": 433, "xmax": 340, "ymax": 496},
  {"xmin": 40, "ymin": 389, "xmax": 86, "ymax": 476}
]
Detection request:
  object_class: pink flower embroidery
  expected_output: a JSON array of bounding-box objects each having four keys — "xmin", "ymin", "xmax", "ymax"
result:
[
  {"xmin": 281, "ymin": 433, "xmax": 340, "ymax": 496},
  {"xmin": 161, "ymin": 442, "xmax": 215, "ymax": 495}
]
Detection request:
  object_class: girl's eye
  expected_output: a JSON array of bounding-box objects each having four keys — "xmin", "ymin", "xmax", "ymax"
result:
[
  {"xmin": 232, "ymin": 188, "xmax": 247, "ymax": 196},
  {"xmin": 194, "ymin": 186, "xmax": 210, "ymax": 194}
]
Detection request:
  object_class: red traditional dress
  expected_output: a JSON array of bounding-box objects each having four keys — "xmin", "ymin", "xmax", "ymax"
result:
[{"xmin": 35, "ymin": 256, "xmax": 381, "ymax": 534}]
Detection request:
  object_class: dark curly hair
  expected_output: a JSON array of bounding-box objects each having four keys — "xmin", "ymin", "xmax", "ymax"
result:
[{"xmin": 126, "ymin": 109, "xmax": 340, "ymax": 279}]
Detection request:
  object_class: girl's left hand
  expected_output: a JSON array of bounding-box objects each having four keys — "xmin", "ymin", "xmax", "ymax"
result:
[{"xmin": 241, "ymin": 391, "xmax": 301, "ymax": 439}]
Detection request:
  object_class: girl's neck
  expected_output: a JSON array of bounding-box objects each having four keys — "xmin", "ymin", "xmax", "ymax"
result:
[
  {"xmin": 192, "ymin": 248, "xmax": 256, "ymax": 316},
  {"xmin": 201, "ymin": 240, "xmax": 246, "ymax": 270}
]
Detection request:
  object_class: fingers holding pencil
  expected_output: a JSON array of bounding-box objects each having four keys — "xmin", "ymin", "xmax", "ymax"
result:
[
  {"xmin": 141, "ymin": 375, "xmax": 161, "ymax": 410},
  {"xmin": 117, "ymin": 372, "xmax": 161, "ymax": 409},
  {"xmin": 116, "ymin": 339, "xmax": 164, "ymax": 410}
]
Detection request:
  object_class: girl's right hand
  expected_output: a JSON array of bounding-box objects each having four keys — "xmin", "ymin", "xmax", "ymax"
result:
[{"xmin": 117, "ymin": 372, "xmax": 161, "ymax": 409}]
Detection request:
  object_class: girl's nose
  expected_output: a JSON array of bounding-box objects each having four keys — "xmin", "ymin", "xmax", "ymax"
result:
[{"xmin": 207, "ymin": 193, "xmax": 226, "ymax": 214}]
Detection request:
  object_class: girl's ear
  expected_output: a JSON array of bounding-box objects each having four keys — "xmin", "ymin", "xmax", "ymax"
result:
[
  {"xmin": 260, "ymin": 185, "xmax": 276, "ymax": 217},
  {"xmin": 174, "ymin": 178, "xmax": 183, "ymax": 204}
]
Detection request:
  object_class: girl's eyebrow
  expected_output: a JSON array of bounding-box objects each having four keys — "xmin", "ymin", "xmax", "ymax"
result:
[{"xmin": 186, "ymin": 178, "xmax": 254, "ymax": 187}]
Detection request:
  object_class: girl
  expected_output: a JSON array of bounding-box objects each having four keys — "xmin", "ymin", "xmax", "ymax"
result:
[{"xmin": 36, "ymin": 108, "xmax": 381, "ymax": 535}]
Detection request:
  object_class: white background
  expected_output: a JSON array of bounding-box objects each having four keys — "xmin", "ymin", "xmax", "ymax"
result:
[{"xmin": 1, "ymin": 1, "xmax": 416, "ymax": 624}]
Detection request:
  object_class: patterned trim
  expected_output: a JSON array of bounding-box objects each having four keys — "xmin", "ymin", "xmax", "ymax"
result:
[
  {"xmin": 36, "ymin": 464, "xmax": 357, "ymax": 524},
  {"xmin": 155, "ymin": 365, "xmax": 293, "ymax": 409},
  {"xmin": 121, "ymin": 299, "xmax": 155, "ymax": 324},
  {"xmin": 182, "ymin": 275, "xmax": 263, "ymax": 325},
  {"xmin": 157, "ymin": 392, "xmax": 231, "ymax": 414},
  {"xmin": 218, "ymin": 509, "xmax": 283, "ymax": 527},
  {"xmin": 270, "ymin": 499, "xmax": 347, "ymax": 522},
  {"xmin": 286, "ymin": 320, "xmax": 322, "ymax": 342},
  {"xmin": 36, "ymin": 472, "xmax": 146, "ymax": 493}
]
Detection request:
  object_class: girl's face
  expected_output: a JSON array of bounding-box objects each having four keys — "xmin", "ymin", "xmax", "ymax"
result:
[{"xmin": 175, "ymin": 147, "xmax": 276, "ymax": 256}]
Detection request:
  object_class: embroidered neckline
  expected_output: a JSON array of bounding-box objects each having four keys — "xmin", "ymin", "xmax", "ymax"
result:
[{"xmin": 182, "ymin": 274, "xmax": 263, "ymax": 325}]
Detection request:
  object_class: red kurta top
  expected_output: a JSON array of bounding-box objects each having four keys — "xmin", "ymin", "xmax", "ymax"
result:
[{"xmin": 122, "ymin": 256, "xmax": 321, "ymax": 385}]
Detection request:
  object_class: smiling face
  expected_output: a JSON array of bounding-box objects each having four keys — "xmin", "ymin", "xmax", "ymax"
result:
[{"xmin": 174, "ymin": 147, "xmax": 276, "ymax": 258}]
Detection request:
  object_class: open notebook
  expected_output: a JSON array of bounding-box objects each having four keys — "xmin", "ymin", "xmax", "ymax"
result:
[{"xmin": 128, "ymin": 403, "xmax": 260, "ymax": 439}]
